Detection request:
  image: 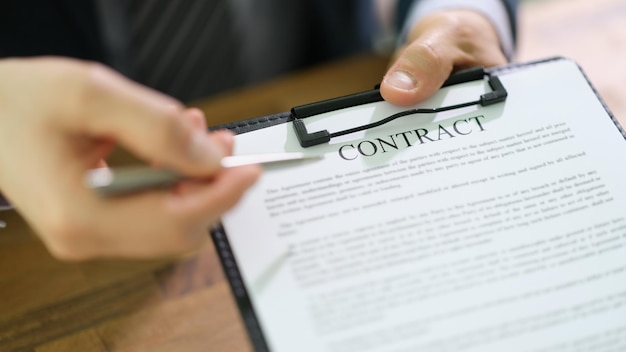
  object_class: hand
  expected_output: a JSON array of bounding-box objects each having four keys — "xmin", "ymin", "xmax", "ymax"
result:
[
  {"xmin": 380, "ymin": 9, "xmax": 508, "ymax": 106},
  {"xmin": 0, "ymin": 57, "xmax": 261, "ymax": 260}
]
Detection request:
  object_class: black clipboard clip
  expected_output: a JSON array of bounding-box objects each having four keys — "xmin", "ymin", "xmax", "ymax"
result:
[{"xmin": 290, "ymin": 67, "xmax": 508, "ymax": 148}]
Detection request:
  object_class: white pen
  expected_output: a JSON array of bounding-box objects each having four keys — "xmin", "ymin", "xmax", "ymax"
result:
[{"xmin": 85, "ymin": 152, "xmax": 321, "ymax": 197}]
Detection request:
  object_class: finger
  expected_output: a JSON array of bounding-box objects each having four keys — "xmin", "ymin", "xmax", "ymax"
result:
[
  {"xmin": 184, "ymin": 107, "xmax": 208, "ymax": 130},
  {"xmin": 69, "ymin": 62, "xmax": 224, "ymax": 176},
  {"xmin": 171, "ymin": 164, "xmax": 262, "ymax": 218},
  {"xmin": 96, "ymin": 159, "xmax": 108, "ymax": 168},
  {"xmin": 98, "ymin": 166, "xmax": 260, "ymax": 258},
  {"xmin": 181, "ymin": 111, "xmax": 233, "ymax": 159},
  {"xmin": 45, "ymin": 163, "xmax": 261, "ymax": 260},
  {"xmin": 208, "ymin": 129, "xmax": 235, "ymax": 155}
]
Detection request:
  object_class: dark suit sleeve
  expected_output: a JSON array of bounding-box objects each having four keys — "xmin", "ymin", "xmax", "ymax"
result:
[{"xmin": 0, "ymin": 0, "xmax": 107, "ymax": 62}]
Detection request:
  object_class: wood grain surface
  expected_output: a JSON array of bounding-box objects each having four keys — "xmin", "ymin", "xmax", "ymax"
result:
[{"xmin": 0, "ymin": 54, "xmax": 390, "ymax": 352}]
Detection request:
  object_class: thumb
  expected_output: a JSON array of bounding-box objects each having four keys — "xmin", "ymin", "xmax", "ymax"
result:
[{"xmin": 379, "ymin": 43, "xmax": 453, "ymax": 107}]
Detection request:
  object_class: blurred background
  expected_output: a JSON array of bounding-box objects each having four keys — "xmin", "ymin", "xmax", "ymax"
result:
[{"xmin": 517, "ymin": 0, "xmax": 626, "ymax": 125}]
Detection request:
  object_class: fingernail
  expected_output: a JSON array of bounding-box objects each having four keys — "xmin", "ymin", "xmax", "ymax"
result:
[
  {"xmin": 189, "ymin": 132, "xmax": 224, "ymax": 169},
  {"xmin": 384, "ymin": 71, "xmax": 417, "ymax": 91}
]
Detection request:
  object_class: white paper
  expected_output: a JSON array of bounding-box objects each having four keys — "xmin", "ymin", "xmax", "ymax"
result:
[{"xmin": 221, "ymin": 59, "xmax": 626, "ymax": 352}]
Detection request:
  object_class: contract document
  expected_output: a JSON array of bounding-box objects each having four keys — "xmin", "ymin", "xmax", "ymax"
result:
[{"xmin": 215, "ymin": 58, "xmax": 626, "ymax": 352}]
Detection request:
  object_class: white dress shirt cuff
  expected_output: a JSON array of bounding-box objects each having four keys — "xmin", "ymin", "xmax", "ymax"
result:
[{"xmin": 399, "ymin": 0, "xmax": 515, "ymax": 60}]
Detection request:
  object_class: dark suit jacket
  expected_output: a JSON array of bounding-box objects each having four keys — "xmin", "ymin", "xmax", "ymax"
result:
[
  {"xmin": 0, "ymin": 0, "xmax": 106, "ymax": 62},
  {"xmin": 0, "ymin": 0, "xmax": 519, "ymax": 67}
]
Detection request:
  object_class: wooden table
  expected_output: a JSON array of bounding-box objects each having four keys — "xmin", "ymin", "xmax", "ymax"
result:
[
  {"xmin": 2, "ymin": 0, "xmax": 626, "ymax": 350},
  {"xmin": 0, "ymin": 54, "xmax": 391, "ymax": 352}
]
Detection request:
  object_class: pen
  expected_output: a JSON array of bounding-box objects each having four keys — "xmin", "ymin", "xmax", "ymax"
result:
[{"xmin": 85, "ymin": 152, "xmax": 321, "ymax": 197}]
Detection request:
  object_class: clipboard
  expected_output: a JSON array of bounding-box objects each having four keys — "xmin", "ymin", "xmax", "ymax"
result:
[{"xmin": 209, "ymin": 57, "xmax": 626, "ymax": 352}]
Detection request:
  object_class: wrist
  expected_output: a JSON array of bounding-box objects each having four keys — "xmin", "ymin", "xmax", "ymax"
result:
[
  {"xmin": 407, "ymin": 9, "xmax": 501, "ymax": 49},
  {"xmin": 401, "ymin": 9, "xmax": 507, "ymax": 70},
  {"xmin": 399, "ymin": 0, "xmax": 515, "ymax": 60}
]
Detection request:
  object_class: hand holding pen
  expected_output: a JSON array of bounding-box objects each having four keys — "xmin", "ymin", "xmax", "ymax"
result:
[{"xmin": 0, "ymin": 58, "xmax": 260, "ymax": 260}]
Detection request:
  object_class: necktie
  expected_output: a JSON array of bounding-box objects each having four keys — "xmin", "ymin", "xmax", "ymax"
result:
[{"xmin": 125, "ymin": 0, "xmax": 245, "ymax": 102}]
